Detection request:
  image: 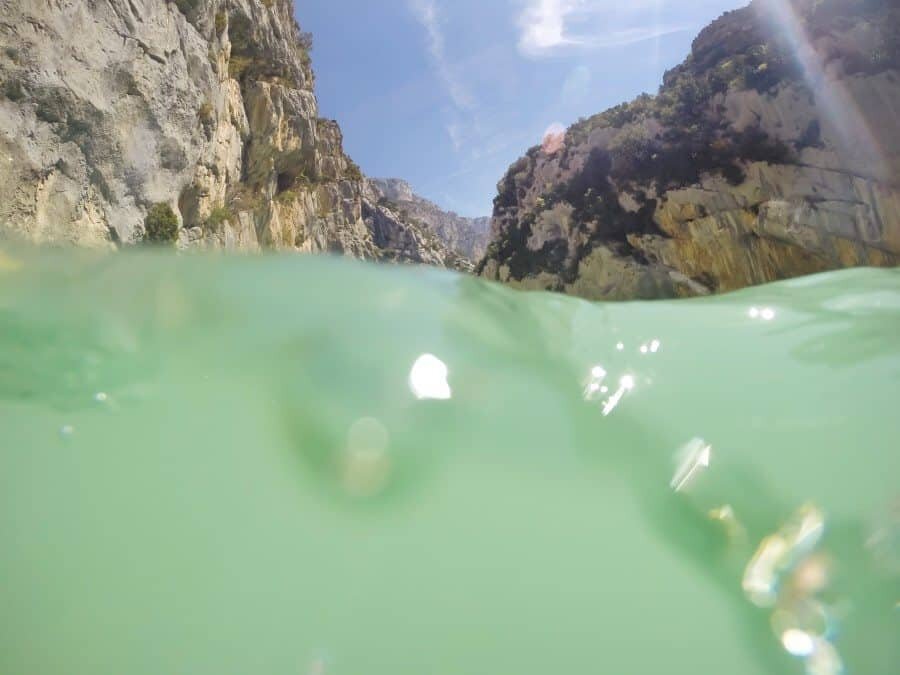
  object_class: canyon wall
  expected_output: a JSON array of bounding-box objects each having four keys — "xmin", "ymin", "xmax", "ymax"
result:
[
  {"xmin": 479, "ymin": 0, "xmax": 900, "ymax": 299},
  {"xmin": 0, "ymin": 0, "xmax": 460, "ymax": 267}
]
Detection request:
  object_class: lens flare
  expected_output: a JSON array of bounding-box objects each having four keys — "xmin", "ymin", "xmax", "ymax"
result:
[
  {"xmin": 758, "ymin": 0, "xmax": 888, "ymax": 180},
  {"xmin": 409, "ymin": 354, "xmax": 452, "ymax": 400},
  {"xmin": 782, "ymin": 629, "xmax": 816, "ymax": 657},
  {"xmin": 541, "ymin": 123, "xmax": 566, "ymax": 155},
  {"xmin": 670, "ymin": 438, "xmax": 712, "ymax": 492}
]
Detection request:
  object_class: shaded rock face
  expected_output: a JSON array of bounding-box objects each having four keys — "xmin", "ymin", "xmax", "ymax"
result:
[
  {"xmin": 368, "ymin": 178, "xmax": 491, "ymax": 262},
  {"xmin": 479, "ymin": 0, "xmax": 900, "ymax": 300},
  {"xmin": 360, "ymin": 179, "xmax": 470, "ymax": 271},
  {"xmin": 0, "ymin": 0, "xmax": 454, "ymax": 267}
]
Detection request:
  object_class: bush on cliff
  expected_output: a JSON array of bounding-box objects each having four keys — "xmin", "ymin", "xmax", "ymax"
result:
[{"xmin": 144, "ymin": 203, "xmax": 180, "ymax": 245}]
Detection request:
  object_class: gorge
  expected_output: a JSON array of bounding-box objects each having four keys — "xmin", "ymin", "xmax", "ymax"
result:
[{"xmin": 1, "ymin": 0, "xmax": 898, "ymax": 296}]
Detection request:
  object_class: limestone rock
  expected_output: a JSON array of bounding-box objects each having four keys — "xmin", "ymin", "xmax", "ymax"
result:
[
  {"xmin": 367, "ymin": 178, "xmax": 491, "ymax": 262},
  {"xmin": 0, "ymin": 0, "xmax": 451, "ymax": 268},
  {"xmin": 361, "ymin": 179, "xmax": 471, "ymax": 271}
]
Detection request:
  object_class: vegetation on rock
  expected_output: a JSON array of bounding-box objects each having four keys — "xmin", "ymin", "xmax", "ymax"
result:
[
  {"xmin": 344, "ymin": 159, "xmax": 363, "ymax": 182},
  {"xmin": 2, "ymin": 77, "xmax": 24, "ymax": 102},
  {"xmin": 214, "ymin": 11, "xmax": 227, "ymax": 35},
  {"xmin": 227, "ymin": 11, "xmax": 307, "ymax": 83},
  {"xmin": 203, "ymin": 206, "xmax": 234, "ymax": 231},
  {"xmin": 143, "ymin": 203, "xmax": 180, "ymax": 245},
  {"xmin": 479, "ymin": 0, "xmax": 900, "ymax": 299}
]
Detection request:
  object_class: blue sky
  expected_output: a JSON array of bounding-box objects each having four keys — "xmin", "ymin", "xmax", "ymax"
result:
[{"xmin": 297, "ymin": 0, "xmax": 747, "ymax": 217}]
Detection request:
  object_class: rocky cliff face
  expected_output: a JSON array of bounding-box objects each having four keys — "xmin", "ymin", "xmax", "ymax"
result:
[
  {"xmin": 368, "ymin": 178, "xmax": 491, "ymax": 262},
  {"xmin": 0, "ymin": 0, "xmax": 457, "ymax": 267},
  {"xmin": 360, "ymin": 178, "xmax": 471, "ymax": 271},
  {"xmin": 479, "ymin": 0, "xmax": 900, "ymax": 300}
]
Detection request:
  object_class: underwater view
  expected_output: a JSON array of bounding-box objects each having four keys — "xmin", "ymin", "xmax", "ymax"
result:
[{"xmin": 1, "ymin": 248, "xmax": 898, "ymax": 674}]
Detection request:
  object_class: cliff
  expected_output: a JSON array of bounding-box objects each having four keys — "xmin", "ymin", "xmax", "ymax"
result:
[
  {"xmin": 367, "ymin": 178, "xmax": 491, "ymax": 262},
  {"xmin": 479, "ymin": 0, "xmax": 900, "ymax": 300},
  {"xmin": 0, "ymin": 0, "xmax": 457, "ymax": 267},
  {"xmin": 361, "ymin": 178, "xmax": 471, "ymax": 271}
]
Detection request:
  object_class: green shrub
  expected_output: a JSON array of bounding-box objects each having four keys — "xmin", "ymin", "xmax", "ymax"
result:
[
  {"xmin": 214, "ymin": 11, "xmax": 227, "ymax": 35},
  {"xmin": 229, "ymin": 186, "xmax": 264, "ymax": 212},
  {"xmin": 144, "ymin": 203, "xmax": 180, "ymax": 244},
  {"xmin": 609, "ymin": 125, "xmax": 659, "ymax": 177},
  {"xmin": 297, "ymin": 30, "xmax": 313, "ymax": 68},
  {"xmin": 228, "ymin": 55, "xmax": 252, "ymax": 80},
  {"xmin": 227, "ymin": 13, "xmax": 264, "ymax": 80},
  {"xmin": 204, "ymin": 206, "xmax": 233, "ymax": 230},
  {"xmin": 275, "ymin": 189, "xmax": 300, "ymax": 204},
  {"xmin": 494, "ymin": 171, "xmax": 521, "ymax": 211},
  {"xmin": 344, "ymin": 159, "xmax": 363, "ymax": 181},
  {"xmin": 3, "ymin": 78, "xmax": 24, "ymax": 102},
  {"xmin": 377, "ymin": 196, "xmax": 399, "ymax": 210}
]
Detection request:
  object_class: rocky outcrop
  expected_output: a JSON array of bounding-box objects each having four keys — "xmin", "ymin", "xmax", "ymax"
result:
[
  {"xmin": 360, "ymin": 179, "xmax": 471, "ymax": 271},
  {"xmin": 479, "ymin": 0, "xmax": 900, "ymax": 300},
  {"xmin": 368, "ymin": 178, "xmax": 491, "ymax": 262},
  {"xmin": 0, "ymin": 0, "xmax": 456, "ymax": 267}
]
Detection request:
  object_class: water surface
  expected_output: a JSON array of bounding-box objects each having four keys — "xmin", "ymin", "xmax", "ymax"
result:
[{"xmin": 1, "ymin": 249, "xmax": 898, "ymax": 674}]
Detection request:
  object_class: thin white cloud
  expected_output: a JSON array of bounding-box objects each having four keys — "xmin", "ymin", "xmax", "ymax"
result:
[
  {"xmin": 592, "ymin": 25, "xmax": 690, "ymax": 47},
  {"xmin": 517, "ymin": 0, "xmax": 690, "ymax": 58},
  {"xmin": 518, "ymin": 0, "xmax": 582, "ymax": 55},
  {"xmin": 446, "ymin": 122, "xmax": 463, "ymax": 151},
  {"xmin": 409, "ymin": 0, "xmax": 474, "ymax": 111}
]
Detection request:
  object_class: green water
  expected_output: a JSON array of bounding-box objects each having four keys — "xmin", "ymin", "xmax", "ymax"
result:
[{"xmin": 1, "ymin": 248, "xmax": 898, "ymax": 674}]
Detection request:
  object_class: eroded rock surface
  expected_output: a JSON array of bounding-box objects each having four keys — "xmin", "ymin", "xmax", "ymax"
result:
[
  {"xmin": 0, "ymin": 0, "xmax": 457, "ymax": 267},
  {"xmin": 368, "ymin": 178, "xmax": 491, "ymax": 262},
  {"xmin": 361, "ymin": 178, "xmax": 471, "ymax": 271}
]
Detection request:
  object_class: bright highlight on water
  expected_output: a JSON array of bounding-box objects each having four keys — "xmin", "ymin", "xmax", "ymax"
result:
[{"xmin": 0, "ymin": 248, "xmax": 898, "ymax": 675}]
